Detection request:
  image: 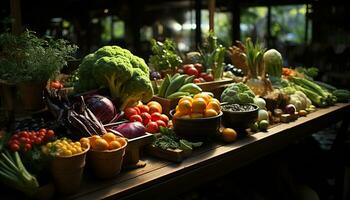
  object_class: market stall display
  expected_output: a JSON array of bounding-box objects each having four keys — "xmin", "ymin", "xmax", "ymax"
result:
[{"xmin": 1, "ymin": 29, "xmax": 350, "ymax": 199}]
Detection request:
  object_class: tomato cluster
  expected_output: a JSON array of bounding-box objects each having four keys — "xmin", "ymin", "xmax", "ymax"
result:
[
  {"xmin": 8, "ymin": 129, "xmax": 55, "ymax": 152},
  {"xmin": 178, "ymin": 63, "xmax": 214, "ymax": 83},
  {"xmin": 124, "ymin": 101, "xmax": 169, "ymax": 133}
]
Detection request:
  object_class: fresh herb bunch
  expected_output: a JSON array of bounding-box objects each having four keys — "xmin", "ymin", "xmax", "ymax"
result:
[
  {"xmin": 245, "ymin": 37, "xmax": 266, "ymax": 78},
  {"xmin": 149, "ymin": 38, "xmax": 182, "ymax": 74},
  {"xmin": 0, "ymin": 30, "xmax": 77, "ymax": 83}
]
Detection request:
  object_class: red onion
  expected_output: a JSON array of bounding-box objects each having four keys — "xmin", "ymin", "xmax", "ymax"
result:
[{"xmin": 85, "ymin": 95, "xmax": 117, "ymax": 124}]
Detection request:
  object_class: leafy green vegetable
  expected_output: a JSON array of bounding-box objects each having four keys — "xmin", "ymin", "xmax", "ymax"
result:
[
  {"xmin": 149, "ymin": 38, "xmax": 182, "ymax": 73},
  {"xmin": 295, "ymin": 67, "xmax": 319, "ymax": 80},
  {"xmin": 75, "ymin": 45, "xmax": 153, "ymax": 110},
  {"xmin": 245, "ymin": 38, "xmax": 266, "ymax": 78},
  {"xmin": 0, "ymin": 30, "xmax": 77, "ymax": 83},
  {"xmin": 153, "ymin": 127, "xmax": 203, "ymax": 151},
  {"xmin": 221, "ymin": 82, "xmax": 255, "ymax": 104},
  {"xmin": 264, "ymin": 49, "xmax": 283, "ymax": 77}
]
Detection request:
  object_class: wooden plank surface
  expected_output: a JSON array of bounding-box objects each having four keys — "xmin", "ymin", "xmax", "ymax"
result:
[
  {"xmin": 60, "ymin": 103, "xmax": 349, "ymax": 200},
  {"xmin": 1, "ymin": 104, "xmax": 348, "ymax": 199}
]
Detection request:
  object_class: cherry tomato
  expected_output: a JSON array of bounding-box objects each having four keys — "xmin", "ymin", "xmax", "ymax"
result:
[
  {"xmin": 10, "ymin": 139, "xmax": 20, "ymax": 145},
  {"xmin": 160, "ymin": 114, "xmax": 169, "ymax": 124},
  {"xmin": 9, "ymin": 143, "xmax": 20, "ymax": 151},
  {"xmin": 151, "ymin": 112, "xmax": 162, "ymax": 122},
  {"xmin": 145, "ymin": 121, "xmax": 159, "ymax": 133},
  {"xmin": 39, "ymin": 128, "xmax": 47, "ymax": 133},
  {"xmin": 156, "ymin": 120, "xmax": 167, "ymax": 128},
  {"xmin": 137, "ymin": 105, "xmax": 150, "ymax": 113},
  {"xmin": 194, "ymin": 63, "xmax": 203, "ymax": 73},
  {"xmin": 193, "ymin": 78, "xmax": 201, "ymax": 83},
  {"xmin": 129, "ymin": 114, "xmax": 143, "ymax": 123},
  {"xmin": 140, "ymin": 112, "xmax": 152, "ymax": 125},
  {"xmin": 24, "ymin": 143, "xmax": 32, "ymax": 151},
  {"xmin": 187, "ymin": 67, "xmax": 199, "ymax": 77},
  {"xmin": 20, "ymin": 131, "xmax": 29, "ymax": 138},
  {"xmin": 203, "ymin": 73, "xmax": 214, "ymax": 82},
  {"xmin": 183, "ymin": 64, "xmax": 194, "ymax": 74},
  {"xmin": 46, "ymin": 130, "xmax": 55, "ymax": 138},
  {"xmin": 19, "ymin": 137, "xmax": 30, "ymax": 144},
  {"xmin": 34, "ymin": 137, "xmax": 42, "ymax": 145},
  {"xmin": 38, "ymin": 131, "xmax": 46, "ymax": 138},
  {"xmin": 124, "ymin": 107, "xmax": 139, "ymax": 119}
]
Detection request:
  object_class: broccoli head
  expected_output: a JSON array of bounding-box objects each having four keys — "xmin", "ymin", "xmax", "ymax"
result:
[
  {"xmin": 76, "ymin": 45, "xmax": 153, "ymax": 111},
  {"xmin": 221, "ymin": 82, "xmax": 255, "ymax": 104},
  {"xmin": 120, "ymin": 68, "xmax": 154, "ymax": 110},
  {"xmin": 93, "ymin": 56, "xmax": 133, "ymax": 99}
]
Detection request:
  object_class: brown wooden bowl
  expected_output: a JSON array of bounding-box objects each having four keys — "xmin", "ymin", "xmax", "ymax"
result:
[{"xmin": 170, "ymin": 110, "xmax": 222, "ymax": 142}]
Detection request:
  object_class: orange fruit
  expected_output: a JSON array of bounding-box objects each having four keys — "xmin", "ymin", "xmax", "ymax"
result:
[
  {"xmin": 147, "ymin": 101, "xmax": 162, "ymax": 108},
  {"xmin": 92, "ymin": 138, "xmax": 109, "ymax": 151},
  {"xmin": 149, "ymin": 104, "xmax": 162, "ymax": 114},
  {"xmin": 193, "ymin": 93, "xmax": 212, "ymax": 104},
  {"xmin": 206, "ymin": 100, "xmax": 221, "ymax": 113},
  {"xmin": 221, "ymin": 128, "xmax": 237, "ymax": 143},
  {"xmin": 179, "ymin": 96, "xmax": 193, "ymax": 104},
  {"xmin": 205, "ymin": 109, "xmax": 218, "ymax": 117},
  {"xmin": 178, "ymin": 100, "xmax": 192, "ymax": 114},
  {"xmin": 211, "ymin": 98, "xmax": 221, "ymax": 105},
  {"xmin": 190, "ymin": 113, "xmax": 204, "ymax": 119},
  {"xmin": 102, "ymin": 132, "xmax": 116, "ymax": 143},
  {"xmin": 89, "ymin": 135, "xmax": 101, "ymax": 147},
  {"xmin": 108, "ymin": 140, "xmax": 121, "ymax": 150},
  {"xmin": 115, "ymin": 137, "xmax": 127, "ymax": 147},
  {"xmin": 79, "ymin": 137, "xmax": 90, "ymax": 145},
  {"xmin": 192, "ymin": 98, "xmax": 207, "ymax": 113}
]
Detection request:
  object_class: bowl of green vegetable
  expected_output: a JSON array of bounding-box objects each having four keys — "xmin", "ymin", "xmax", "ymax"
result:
[{"xmin": 221, "ymin": 103, "xmax": 259, "ymax": 130}]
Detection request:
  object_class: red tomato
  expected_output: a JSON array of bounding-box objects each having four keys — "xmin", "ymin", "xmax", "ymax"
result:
[
  {"xmin": 187, "ymin": 67, "xmax": 199, "ymax": 77},
  {"xmin": 9, "ymin": 143, "xmax": 20, "ymax": 151},
  {"xmin": 199, "ymin": 72, "xmax": 207, "ymax": 78},
  {"xmin": 203, "ymin": 73, "xmax": 214, "ymax": 82},
  {"xmin": 146, "ymin": 121, "xmax": 159, "ymax": 133},
  {"xmin": 38, "ymin": 131, "xmax": 46, "ymax": 138},
  {"xmin": 134, "ymin": 107, "xmax": 141, "ymax": 115},
  {"xmin": 20, "ymin": 131, "xmax": 29, "ymax": 138},
  {"xmin": 39, "ymin": 128, "xmax": 47, "ymax": 133},
  {"xmin": 160, "ymin": 114, "xmax": 169, "ymax": 124},
  {"xmin": 34, "ymin": 137, "xmax": 42, "ymax": 145},
  {"xmin": 129, "ymin": 114, "xmax": 143, "ymax": 123},
  {"xmin": 151, "ymin": 112, "xmax": 162, "ymax": 121},
  {"xmin": 140, "ymin": 112, "xmax": 151, "ymax": 125},
  {"xmin": 124, "ymin": 107, "xmax": 139, "ymax": 119},
  {"xmin": 24, "ymin": 143, "xmax": 32, "ymax": 151},
  {"xmin": 155, "ymin": 120, "xmax": 166, "ymax": 128},
  {"xmin": 46, "ymin": 130, "xmax": 55, "ymax": 138},
  {"xmin": 183, "ymin": 64, "xmax": 194, "ymax": 74},
  {"xmin": 50, "ymin": 81, "xmax": 63, "ymax": 90},
  {"xmin": 193, "ymin": 78, "xmax": 201, "ymax": 83},
  {"xmin": 10, "ymin": 139, "xmax": 19, "ymax": 145},
  {"xmin": 19, "ymin": 137, "xmax": 30, "ymax": 144},
  {"xmin": 194, "ymin": 63, "xmax": 203, "ymax": 73},
  {"xmin": 137, "ymin": 105, "xmax": 150, "ymax": 113}
]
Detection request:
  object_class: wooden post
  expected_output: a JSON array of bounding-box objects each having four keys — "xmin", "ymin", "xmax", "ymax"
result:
[
  {"xmin": 10, "ymin": 0, "xmax": 22, "ymax": 34},
  {"xmin": 208, "ymin": 0, "xmax": 215, "ymax": 31},
  {"xmin": 231, "ymin": 1, "xmax": 240, "ymax": 43},
  {"xmin": 195, "ymin": 0, "xmax": 202, "ymax": 47}
]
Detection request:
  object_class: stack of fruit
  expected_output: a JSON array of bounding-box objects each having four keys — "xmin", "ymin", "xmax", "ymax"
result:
[
  {"xmin": 8, "ymin": 129, "xmax": 55, "ymax": 152},
  {"xmin": 124, "ymin": 101, "xmax": 169, "ymax": 133},
  {"xmin": 177, "ymin": 63, "xmax": 214, "ymax": 83},
  {"xmin": 80, "ymin": 133, "xmax": 127, "ymax": 151},
  {"xmin": 173, "ymin": 93, "xmax": 221, "ymax": 119},
  {"xmin": 42, "ymin": 138, "xmax": 87, "ymax": 157},
  {"xmin": 157, "ymin": 73, "xmax": 203, "ymax": 99}
]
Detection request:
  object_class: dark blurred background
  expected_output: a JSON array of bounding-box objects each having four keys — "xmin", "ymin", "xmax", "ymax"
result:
[{"xmin": 1, "ymin": 0, "xmax": 349, "ymax": 88}]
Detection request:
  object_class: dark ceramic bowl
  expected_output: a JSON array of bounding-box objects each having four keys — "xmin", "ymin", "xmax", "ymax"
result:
[
  {"xmin": 221, "ymin": 103, "xmax": 259, "ymax": 129},
  {"xmin": 170, "ymin": 110, "xmax": 222, "ymax": 141}
]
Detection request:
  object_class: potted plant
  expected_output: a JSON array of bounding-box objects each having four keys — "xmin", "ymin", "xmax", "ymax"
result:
[{"xmin": 0, "ymin": 30, "xmax": 77, "ymax": 111}]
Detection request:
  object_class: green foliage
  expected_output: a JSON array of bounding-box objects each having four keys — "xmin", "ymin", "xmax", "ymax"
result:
[
  {"xmin": 0, "ymin": 30, "xmax": 77, "ymax": 83},
  {"xmin": 149, "ymin": 38, "xmax": 182, "ymax": 73},
  {"xmin": 245, "ymin": 38, "xmax": 266, "ymax": 78}
]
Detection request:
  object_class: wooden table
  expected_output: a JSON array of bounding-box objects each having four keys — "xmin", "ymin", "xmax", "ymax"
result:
[
  {"xmin": 61, "ymin": 103, "xmax": 349, "ymax": 200},
  {"xmin": 1, "ymin": 104, "xmax": 348, "ymax": 199}
]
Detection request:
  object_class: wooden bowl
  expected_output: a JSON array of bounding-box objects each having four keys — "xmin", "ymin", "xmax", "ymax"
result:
[
  {"xmin": 170, "ymin": 110, "xmax": 222, "ymax": 141},
  {"xmin": 221, "ymin": 103, "xmax": 259, "ymax": 130}
]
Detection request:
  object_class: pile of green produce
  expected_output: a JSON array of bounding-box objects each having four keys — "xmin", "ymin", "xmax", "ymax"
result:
[
  {"xmin": 149, "ymin": 38, "xmax": 182, "ymax": 75},
  {"xmin": 75, "ymin": 46, "xmax": 153, "ymax": 110},
  {"xmin": 153, "ymin": 127, "xmax": 203, "ymax": 152},
  {"xmin": 157, "ymin": 73, "xmax": 202, "ymax": 99},
  {"xmin": 221, "ymin": 82, "xmax": 255, "ymax": 104}
]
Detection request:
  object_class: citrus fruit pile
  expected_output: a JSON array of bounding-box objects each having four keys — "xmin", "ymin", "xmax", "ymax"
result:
[
  {"xmin": 80, "ymin": 132, "xmax": 127, "ymax": 151},
  {"xmin": 174, "ymin": 93, "xmax": 221, "ymax": 119}
]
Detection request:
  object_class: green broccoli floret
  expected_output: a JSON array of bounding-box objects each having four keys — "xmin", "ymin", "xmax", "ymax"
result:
[
  {"xmin": 120, "ymin": 68, "xmax": 154, "ymax": 110},
  {"xmin": 93, "ymin": 56, "xmax": 133, "ymax": 99},
  {"xmin": 76, "ymin": 45, "xmax": 154, "ymax": 110},
  {"xmin": 221, "ymin": 82, "xmax": 255, "ymax": 104}
]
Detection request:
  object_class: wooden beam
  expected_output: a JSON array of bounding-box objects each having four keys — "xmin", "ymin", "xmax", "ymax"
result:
[
  {"xmin": 195, "ymin": 0, "xmax": 202, "ymax": 47},
  {"xmin": 10, "ymin": 0, "xmax": 22, "ymax": 35},
  {"xmin": 208, "ymin": 0, "xmax": 215, "ymax": 31}
]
